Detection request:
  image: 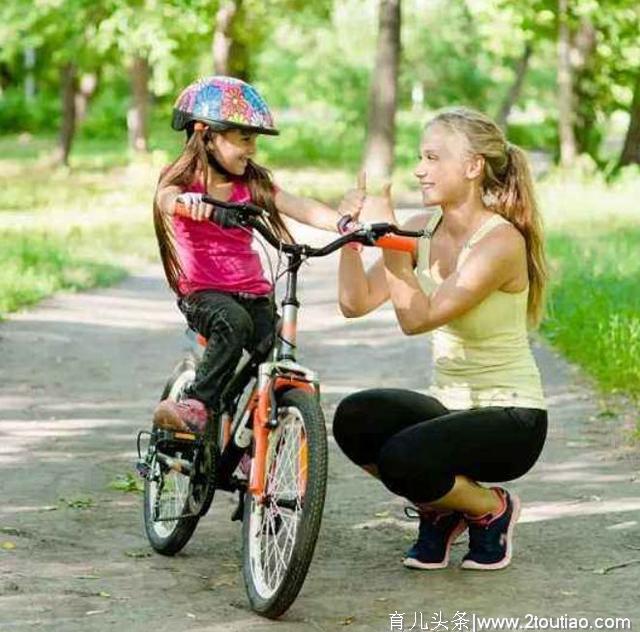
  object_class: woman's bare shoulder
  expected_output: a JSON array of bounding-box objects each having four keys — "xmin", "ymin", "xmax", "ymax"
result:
[{"xmin": 473, "ymin": 221, "xmax": 527, "ymax": 271}]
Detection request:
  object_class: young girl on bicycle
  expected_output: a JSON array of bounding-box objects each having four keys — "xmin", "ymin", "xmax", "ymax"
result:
[
  {"xmin": 334, "ymin": 107, "xmax": 548, "ymax": 571},
  {"xmin": 153, "ymin": 76, "xmax": 349, "ymax": 434}
]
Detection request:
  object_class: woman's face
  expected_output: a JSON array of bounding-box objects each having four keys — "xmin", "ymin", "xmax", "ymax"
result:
[
  {"xmin": 212, "ymin": 129, "xmax": 258, "ymax": 175},
  {"xmin": 414, "ymin": 123, "xmax": 476, "ymax": 207}
]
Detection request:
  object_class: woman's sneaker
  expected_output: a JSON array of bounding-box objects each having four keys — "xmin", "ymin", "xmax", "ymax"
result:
[
  {"xmin": 153, "ymin": 398, "xmax": 208, "ymax": 434},
  {"xmin": 403, "ymin": 507, "xmax": 467, "ymax": 570},
  {"xmin": 461, "ymin": 487, "xmax": 521, "ymax": 571}
]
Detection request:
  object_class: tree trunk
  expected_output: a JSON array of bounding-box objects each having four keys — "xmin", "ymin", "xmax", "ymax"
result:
[
  {"xmin": 572, "ymin": 19, "xmax": 598, "ymax": 156},
  {"xmin": 54, "ymin": 62, "xmax": 77, "ymax": 166},
  {"xmin": 497, "ymin": 42, "xmax": 532, "ymax": 130},
  {"xmin": 362, "ymin": 0, "xmax": 401, "ymax": 181},
  {"xmin": 74, "ymin": 72, "xmax": 98, "ymax": 125},
  {"xmin": 619, "ymin": 71, "xmax": 640, "ymax": 167},
  {"xmin": 127, "ymin": 56, "xmax": 149, "ymax": 153},
  {"xmin": 24, "ymin": 48, "xmax": 36, "ymax": 101},
  {"xmin": 557, "ymin": 0, "xmax": 577, "ymax": 167},
  {"xmin": 213, "ymin": 1, "xmax": 238, "ymax": 75},
  {"xmin": 212, "ymin": 0, "xmax": 249, "ymax": 80}
]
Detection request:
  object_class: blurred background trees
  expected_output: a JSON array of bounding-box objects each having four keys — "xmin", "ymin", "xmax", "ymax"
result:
[{"xmin": 1, "ymin": 0, "xmax": 639, "ymax": 176}]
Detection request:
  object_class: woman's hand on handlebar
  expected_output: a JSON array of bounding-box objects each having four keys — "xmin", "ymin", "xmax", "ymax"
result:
[{"xmin": 176, "ymin": 192, "xmax": 214, "ymax": 221}]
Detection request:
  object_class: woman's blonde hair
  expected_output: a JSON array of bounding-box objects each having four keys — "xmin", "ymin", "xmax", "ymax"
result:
[
  {"xmin": 427, "ymin": 106, "xmax": 548, "ymax": 327},
  {"xmin": 154, "ymin": 125, "xmax": 293, "ymax": 296}
]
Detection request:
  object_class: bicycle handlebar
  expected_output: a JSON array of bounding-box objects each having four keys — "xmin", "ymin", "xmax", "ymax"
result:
[{"xmin": 174, "ymin": 195, "xmax": 424, "ymax": 257}]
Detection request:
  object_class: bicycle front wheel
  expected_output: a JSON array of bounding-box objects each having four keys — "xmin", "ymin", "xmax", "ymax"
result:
[{"xmin": 242, "ymin": 387, "xmax": 328, "ymax": 619}]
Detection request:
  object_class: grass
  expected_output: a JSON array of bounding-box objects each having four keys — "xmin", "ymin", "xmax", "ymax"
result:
[
  {"xmin": 542, "ymin": 228, "xmax": 640, "ymax": 397},
  {"xmin": 539, "ymin": 174, "xmax": 640, "ymax": 413},
  {"xmin": 0, "ymin": 137, "xmax": 160, "ymax": 320},
  {"xmin": 0, "ymin": 231, "xmax": 124, "ymax": 314}
]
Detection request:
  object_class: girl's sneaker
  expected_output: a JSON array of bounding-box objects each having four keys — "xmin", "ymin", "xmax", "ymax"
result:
[
  {"xmin": 403, "ymin": 507, "xmax": 467, "ymax": 570},
  {"xmin": 461, "ymin": 487, "xmax": 521, "ymax": 571},
  {"xmin": 153, "ymin": 398, "xmax": 208, "ymax": 434}
]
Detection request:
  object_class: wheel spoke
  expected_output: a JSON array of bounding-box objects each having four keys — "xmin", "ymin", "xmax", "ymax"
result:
[
  {"xmin": 248, "ymin": 406, "xmax": 307, "ymax": 598},
  {"xmin": 147, "ymin": 452, "xmax": 191, "ymax": 538}
]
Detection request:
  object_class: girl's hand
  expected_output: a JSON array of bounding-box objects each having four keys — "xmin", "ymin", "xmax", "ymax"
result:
[
  {"xmin": 176, "ymin": 192, "xmax": 213, "ymax": 221},
  {"xmin": 358, "ymin": 183, "xmax": 396, "ymax": 225},
  {"xmin": 337, "ymin": 170, "xmax": 367, "ymax": 221}
]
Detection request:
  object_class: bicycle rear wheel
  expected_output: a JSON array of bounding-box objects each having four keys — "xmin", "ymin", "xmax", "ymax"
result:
[
  {"xmin": 242, "ymin": 388, "xmax": 327, "ymax": 618},
  {"xmin": 143, "ymin": 356, "xmax": 200, "ymax": 555}
]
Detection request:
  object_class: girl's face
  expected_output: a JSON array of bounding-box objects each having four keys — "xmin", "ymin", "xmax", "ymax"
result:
[
  {"xmin": 211, "ymin": 129, "xmax": 258, "ymax": 175},
  {"xmin": 414, "ymin": 123, "xmax": 480, "ymax": 207}
]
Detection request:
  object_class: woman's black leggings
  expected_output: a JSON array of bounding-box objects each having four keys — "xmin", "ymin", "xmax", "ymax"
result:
[{"xmin": 332, "ymin": 388, "xmax": 548, "ymax": 504}]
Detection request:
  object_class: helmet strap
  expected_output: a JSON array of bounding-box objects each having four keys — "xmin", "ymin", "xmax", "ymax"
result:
[{"xmin": 207, "ymin": 150, "xmax": 234, "ymax": 178}]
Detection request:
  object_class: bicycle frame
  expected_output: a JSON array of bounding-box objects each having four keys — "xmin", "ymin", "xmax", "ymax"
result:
[
  {"xmin": 174, "ymin": 198, "xmax": 425, "ymax": 505},
  {"xmin": 251, "ymin": 247, "xmax": 318, "ymax": 499}
]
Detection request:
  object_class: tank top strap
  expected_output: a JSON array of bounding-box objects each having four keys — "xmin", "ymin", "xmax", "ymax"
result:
[
  {"xmin": 466, "ymin": 214, "xmax": 510, "ymax": 248},
  {"xmin": 424, "ymin": 208, "xmax": 443, "ymax": 238},
  {"xmin": 457, "ymin": 214, "xmax": 510, "ymax": 269}
]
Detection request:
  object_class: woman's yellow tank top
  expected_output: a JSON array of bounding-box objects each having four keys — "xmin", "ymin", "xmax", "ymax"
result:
[{"xmin": 415, "ymin": 209, "xmax": 546, "ymax": 410}]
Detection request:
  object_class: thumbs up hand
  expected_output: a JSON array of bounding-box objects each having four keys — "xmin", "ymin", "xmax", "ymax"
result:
[
  {"xmin": 337, "ymin": 170, "xmax": 367, "ymax": 221},
  {"xmin": 336, "ymin": 171, "xmax": 368, "ymax": 252},
  {"xmin": 358, "ymin": 182, "xmax": 396, "ymax": 225}
]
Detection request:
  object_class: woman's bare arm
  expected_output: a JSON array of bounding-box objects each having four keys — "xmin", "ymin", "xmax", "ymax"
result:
[{"xmin": 338, "ymin": 214, "xmax": 427, "ymax": 317}]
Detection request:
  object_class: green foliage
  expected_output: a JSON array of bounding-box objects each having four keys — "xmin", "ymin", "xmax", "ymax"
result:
[
  {"xmin": 76, "ymin": 83, "xmax": 129, "ymax": 140},
  {"xmin": 542, "ymin": 227, "xmax": 640, "ymax": 399},
  {"xmin": 0, "ymin": 88, "xmax": 60, "ymax": 133},
  {"xmin": 539, "ymin": 176, "xmax": 640, "ymax": 403},
  {"xmin": 0, "ymin": 138, "xmax": 159, "ymax": 316},
  {"xmin": 402, "ymin": 0, "xmax": 494, "ymax": 110},
  {"xmin": 507, "ymin": 119, "xmax": 558, "ymax": 151},
  {"xmin": 0, "ymin": 230, "xmax": 125, "ymax": 317},
  {"xmin": 1, "ymin": 0, "xmax": 638, "ymax": 170},
  {"xmin": 109, "ymin": 472, "xmax": 143, "ymax": 493}
]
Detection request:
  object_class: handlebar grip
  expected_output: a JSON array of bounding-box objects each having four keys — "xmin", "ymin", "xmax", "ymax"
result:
[
  {"xmin": 374, "ymin": 234, "xmax": 417, "ymax": 253},
  {"xmin": 173, "ymin": 201, "xmax": 239, "ymax": 227}
]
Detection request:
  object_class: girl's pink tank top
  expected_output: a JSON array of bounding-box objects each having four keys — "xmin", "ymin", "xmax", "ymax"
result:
[{"xmin": 173, "ymin": 180, "xmax": 272, "ymax": 296}]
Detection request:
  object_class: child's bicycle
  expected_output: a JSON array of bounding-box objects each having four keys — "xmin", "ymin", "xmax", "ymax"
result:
[{"xmin": 136, "ymin": 196, "xmax": 423, "ymax": 618}]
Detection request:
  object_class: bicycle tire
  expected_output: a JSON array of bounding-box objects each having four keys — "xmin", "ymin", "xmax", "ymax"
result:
[
  {"xmin": 241, "ymin": 387, "xmax": 328, "ymax": 618},
  {"xmin": 143, "ymin": 356, "xmax": 200, "ymax": 555}
]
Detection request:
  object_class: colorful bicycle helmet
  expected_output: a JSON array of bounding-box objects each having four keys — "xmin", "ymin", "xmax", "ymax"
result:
[{"xmin": 171, "ymin": 76, "xmax": 279, "ymax": 136}]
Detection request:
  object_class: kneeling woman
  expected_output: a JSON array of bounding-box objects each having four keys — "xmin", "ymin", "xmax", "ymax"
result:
[{"xmin": 334, "ymin": 107, "xmax": 548, "ymax": 571}]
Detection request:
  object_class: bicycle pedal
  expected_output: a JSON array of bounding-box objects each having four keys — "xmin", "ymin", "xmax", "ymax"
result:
[{"xmin": 155, "ymin": 428, "xmax": 199, "ymax": 443}]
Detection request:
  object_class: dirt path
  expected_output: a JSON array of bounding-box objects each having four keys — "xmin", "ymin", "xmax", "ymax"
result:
[{"xmin": 1, "ymin": 243, "xmax": 639, "ymax": 631}]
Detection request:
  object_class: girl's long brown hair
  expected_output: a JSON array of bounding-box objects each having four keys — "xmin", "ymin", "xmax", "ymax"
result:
[
  {"xmin": 153, "ymin": 126, "xmax": 293, "ymax": 296},
  {"xmin": 428, "ymin": 107, "xmax": 548, "ymax": 328}
]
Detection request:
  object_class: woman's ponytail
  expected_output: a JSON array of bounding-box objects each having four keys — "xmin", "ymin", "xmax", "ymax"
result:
[{"xmin": 497, "ymin": 143, "xmax": 548, "ymax": 327}]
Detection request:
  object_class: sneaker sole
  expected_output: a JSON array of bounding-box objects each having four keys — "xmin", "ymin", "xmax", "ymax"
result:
[
  {"xmin": 403, "ymin": 519, "xmax": 468, "ymax": 570},
  {"xmin": 460, "ymin": 493, "xmax": 521, "ymax": 571}
]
